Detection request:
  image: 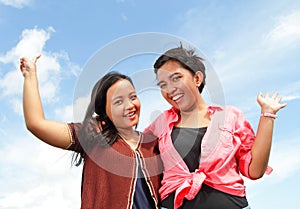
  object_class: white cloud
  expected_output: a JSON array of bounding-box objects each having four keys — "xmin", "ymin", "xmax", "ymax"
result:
[
  {"xmin": 178, "ymin": 8, "xmax": 300, "ymax": 86},
  {"xmin": 0, "ymin": 27, "xmax": 81, "ymax": 114},
  {"xmin": 0, "ymin": 27, "xmax": 56, "ymax": 98},
  {"xmin": 0, "ymin": 26, "xmax": 54, "ymax": 63},
  {"xmin": 0, "ymin": 114, "xmax": 8, "ymax": 136},
  {"xmin": 263, "ymin": 11, "xmax": 300, "ymax": 48},
  {"xmin": 268, "ymin": 138, "xmax": 300, "ymax": 182},
  {"xmin": 245, "ymin": 137, "xmax": 300, "ymax": 189},
  {"xmin": 10, "ymin": 97, "xmax": 23, "ymax": 115},
  {"xmin": 0, "ymin": 25, "xmax": 83, "ymax": 208},
  {"xmin": 73, "ymin": 94, "xmax": 91, "ymax": 122},
  {"xmin": 242, "ymin": 137, "xmax": 300, "ymax": 209},
  {"xmin": 0, "ymin": 0, "xmax": 31, "ymax": 9},
  {"xmin": 55, "ymin": 104, "xmax": 74, "ymax": 122},
  {"xmin": 282, "ymin": 95, "xmax": 300, "ymax": 102},
  {"xmin": 0, "ymin": 184, "xmax": 77, "ymax": 209},
  {"xmin": 0, "ymin": 69, "xmax": 22, "ymax": 97},
  {"xmin": 279, "ymin": 81, "xmax": 300, "ymax": 102},
  {"xmin": 0, "ymin": 136, "xmax": 82, "ymax": 209}
]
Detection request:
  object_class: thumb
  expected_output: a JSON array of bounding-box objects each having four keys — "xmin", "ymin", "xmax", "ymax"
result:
[{"xmin": 32, "ymin": 54, "xmax": 41, "ymax": 63}]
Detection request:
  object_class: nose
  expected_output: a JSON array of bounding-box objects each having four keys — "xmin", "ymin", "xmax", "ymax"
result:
[
  {"xmin": 164, "ymin": 83, "xmax": 177, "ymax": 95},
  {"xmin": 124, "ymin": 99, "xmax": 135, "ymax": 110}
]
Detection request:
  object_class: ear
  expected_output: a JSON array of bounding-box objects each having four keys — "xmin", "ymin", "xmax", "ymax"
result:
[{"xmin": 193, "ymin": 71, "xmax": 204, "ymax": 87}]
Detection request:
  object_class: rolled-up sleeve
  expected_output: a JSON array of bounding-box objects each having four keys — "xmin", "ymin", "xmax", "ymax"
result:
[
  {"xmin": 234, "ymin": 111, "xmax": 256, "ymax": 179},
  {"xmin": 67, "ymin": 122, "xmax": 83, "ymax": 154}
]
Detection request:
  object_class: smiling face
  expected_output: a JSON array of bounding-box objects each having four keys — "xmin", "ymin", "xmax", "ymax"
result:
[
  {"xmin": 157, "ymin": 60, "xmax": 203, "ymax": 112},
  {"xmin": 105, "ymin": 79, "xmax": 140, "ymax": 131}
]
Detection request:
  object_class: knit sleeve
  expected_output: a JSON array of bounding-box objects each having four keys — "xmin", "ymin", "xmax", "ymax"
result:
[{"xmin": 66, "ymin": 122, "xmax": 84, "ymax": 154}]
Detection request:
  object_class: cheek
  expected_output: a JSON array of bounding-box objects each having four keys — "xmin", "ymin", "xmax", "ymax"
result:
[
  {"xmin": 161, "ymin": 90, "xmax": 169, "ymax": 101},
  {"xmin": 184, "ymin": 83, "xmax": 198, "ymax": 96},
  {"xmin": 105, "ymin": 103, "xmax": 112, "ymax": 120},
  {"xmin": 109, "ymin": 107, "xmax": 123, "ymax": 124},
  {"xmin": 105, "ymin": 98, "xmax": 115, "ymax": 115},
  {"xmin": 135, "ymin": 100, "xmax": 141, "ymax": 113},
  {"xmin": 106, "ymin": 103, "xmax": 119, "ymax": 121}
]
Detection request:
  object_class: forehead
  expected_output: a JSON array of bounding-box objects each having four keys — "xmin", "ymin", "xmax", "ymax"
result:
[
  {"xmin": 157, "ymin": 60, "xmax": 191, "ymax": 79},
  {"xmin": 107, "ymin": 79, "xmax": 135, "ymax": 98}
]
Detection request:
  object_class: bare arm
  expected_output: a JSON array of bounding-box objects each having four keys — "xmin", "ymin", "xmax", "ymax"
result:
[
  {"xmin": 20, "ymin": 55, "xmax": 72, "ymax": 149},
  {"xmin": 248, "ymin": 92, "xmax": 287, "ymax": 179}
]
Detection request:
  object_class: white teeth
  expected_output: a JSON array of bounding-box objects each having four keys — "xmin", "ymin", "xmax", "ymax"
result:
[
  {"xmin": 172, "ymin": 94, "xmax": 183, "ymax": 101},
  {"xmin": 127, "ymin": 112, "xmax": 135, "ymax": 117}
]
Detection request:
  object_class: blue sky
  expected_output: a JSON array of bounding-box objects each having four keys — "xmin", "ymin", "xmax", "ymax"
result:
[{"xmin": 0, "ymin": 0, "xmax": 300, "ymax": 208}]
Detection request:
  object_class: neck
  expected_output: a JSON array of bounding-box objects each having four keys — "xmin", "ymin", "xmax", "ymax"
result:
[
  {"xmin": 118, "ymin": 128, "xmax": 137, "ymax": 139},
  {"xmin": 118, "ymin": 128, "xmax": 140, "ymax": 150},
  {"xmin": 178, "ymin": 96, "xmax": 210, "ymax": 128}
]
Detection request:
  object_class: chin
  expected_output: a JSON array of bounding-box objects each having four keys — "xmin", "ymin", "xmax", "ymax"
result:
[
  {"xmin": 131, "ymin": 120, "xmax": 139, "ymax": 127},
  {"xmin": 166, "ymin": 100, "xmax": 178, "ymax": 108}
]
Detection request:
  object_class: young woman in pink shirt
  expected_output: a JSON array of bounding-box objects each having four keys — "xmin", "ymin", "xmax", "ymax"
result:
[{"xmin": 144, "ymin": 46, "xmax": 287, "ymax": 209}]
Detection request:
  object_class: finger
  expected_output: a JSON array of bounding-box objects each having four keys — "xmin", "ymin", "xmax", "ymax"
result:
[
  {"xmin": 21, "ymin": 57, "xmax": 30, "ymax": 65},
  {"xmin": 280, "ymin": 103, "xmax": 287, "ymax": 109},
  {"xmin": 94, "ymin": 122, "xmax": 102, "ymax": 133},
  {"xmin": 20, "ymin": 61, "xmax": 26, "ymax": 71},
  {"xmin": 98, "ymin": 121, "xmax": 106, "ymax": 132},
  {"xmin": 276, "ymin": 96, "xmax": 282, "ymax": 103},
  {"xmin": 265, "ymin": 92, "xmax": 270, "ymax": 98},
  {"xmin": 272, "ymin": 91, "xmax": 278, "ymax": 99},
  {"xmin": 20, "ymin": 58, "xmax": 25, "ymax": 65},
  {"xmin": 257, "ymin": 92, "xmax": 263, "ymax": 99}
]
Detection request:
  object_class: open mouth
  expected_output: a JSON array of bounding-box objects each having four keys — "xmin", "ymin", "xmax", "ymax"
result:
[
  {"xmin": 126, "ymin": 111, "xmax": 137, "ymax": 120},
  {"xmin": 171, "ymin": 93, "xmax": 184, "ymax": 102}
]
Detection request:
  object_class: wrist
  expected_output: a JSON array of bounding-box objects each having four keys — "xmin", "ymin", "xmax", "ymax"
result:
[
  {"xmin": 260, "ymin": 106, "xmax": 277, "ymax": 115},
  {"xmin": 23, "ymin": 71, "xmax": 37, "ymax": 78},
  {"xmin": 260, "ymin": 112, "xmax": 278, "ymax": 119}
]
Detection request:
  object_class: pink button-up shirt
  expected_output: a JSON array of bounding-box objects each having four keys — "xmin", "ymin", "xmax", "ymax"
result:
[{"xmin": 144, "ymin": 105, "xmax": 272, "ymax": 209}]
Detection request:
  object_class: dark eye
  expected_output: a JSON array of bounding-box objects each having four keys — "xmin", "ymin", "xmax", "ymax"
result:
[
  {"xmin": 159, "ymin": 83, "xmax": 167, "ymax": 89},
  {"xmin": 114, "ymin": 100, "xmax": 122, "ymax": 105},
  {"xmin": 172, "ymin": 75, "xmax": 181, "ymax": 82},
  {"xmin": 130, "ymin": 94, "xmax": 137, "ymax": 100}
]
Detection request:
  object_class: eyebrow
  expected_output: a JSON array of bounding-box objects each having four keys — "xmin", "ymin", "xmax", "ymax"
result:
[
  {"xmin": 157, "ymin": 72, "xmax": 182, "ymax": 86},
  {"xmin": 112, "ymin": 91, "xmax": 137, "ymax": 101},
  {"xmin": 112, "ymin": 96, "xmax": 122, "ymax": 102}
]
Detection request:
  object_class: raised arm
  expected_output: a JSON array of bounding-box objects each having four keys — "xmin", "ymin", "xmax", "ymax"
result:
[
  {"xmin": 248, "ymin": 92, "xmax": 287, "ymax": 179},
  {"xmin": 20, "ymin": 55, "xmax": 72, "ymax": 149}
]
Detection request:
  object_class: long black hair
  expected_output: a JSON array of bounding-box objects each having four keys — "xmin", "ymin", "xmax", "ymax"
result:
[{"xmin": 72, "ymin": 71, "xmax": 134, "ymax": 166}]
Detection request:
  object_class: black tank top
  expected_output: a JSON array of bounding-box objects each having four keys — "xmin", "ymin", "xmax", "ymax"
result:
[{"xmin": 161, "ymin": 127, "xmax": 248, "ymax": 209}]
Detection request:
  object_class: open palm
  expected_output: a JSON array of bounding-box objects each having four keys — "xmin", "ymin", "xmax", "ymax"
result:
[{"xmin": 257, "ymin": 92, "xmax": 287, "ymax": 114}]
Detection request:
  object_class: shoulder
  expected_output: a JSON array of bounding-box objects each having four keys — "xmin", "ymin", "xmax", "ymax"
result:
[
  {"xmin": 209, "ymin": 104, "xmax": 242, "ymax": 117},
  {"xmin": 141, "ymin": 132, "xmax": 158, "ymax": 143},
  {"xmin": 210, "ymin": 105, "xmax": 246, "ymax": 127},
  {"xmin": 143, "ymin": 107, "xmax": 178, "ymax": 136},
  {"xmin": 223, "ymin": 105, "xmax": 243, "ymax": 116}
]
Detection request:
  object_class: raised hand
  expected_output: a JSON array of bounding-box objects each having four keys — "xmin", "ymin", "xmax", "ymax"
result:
[
  {"xmin": 257, "ymin": 92, "xmax": 287, "ymax": 114},
  {"xmin": 20, "ymin": 54, "xmax": 41, "ymax": 77}
]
